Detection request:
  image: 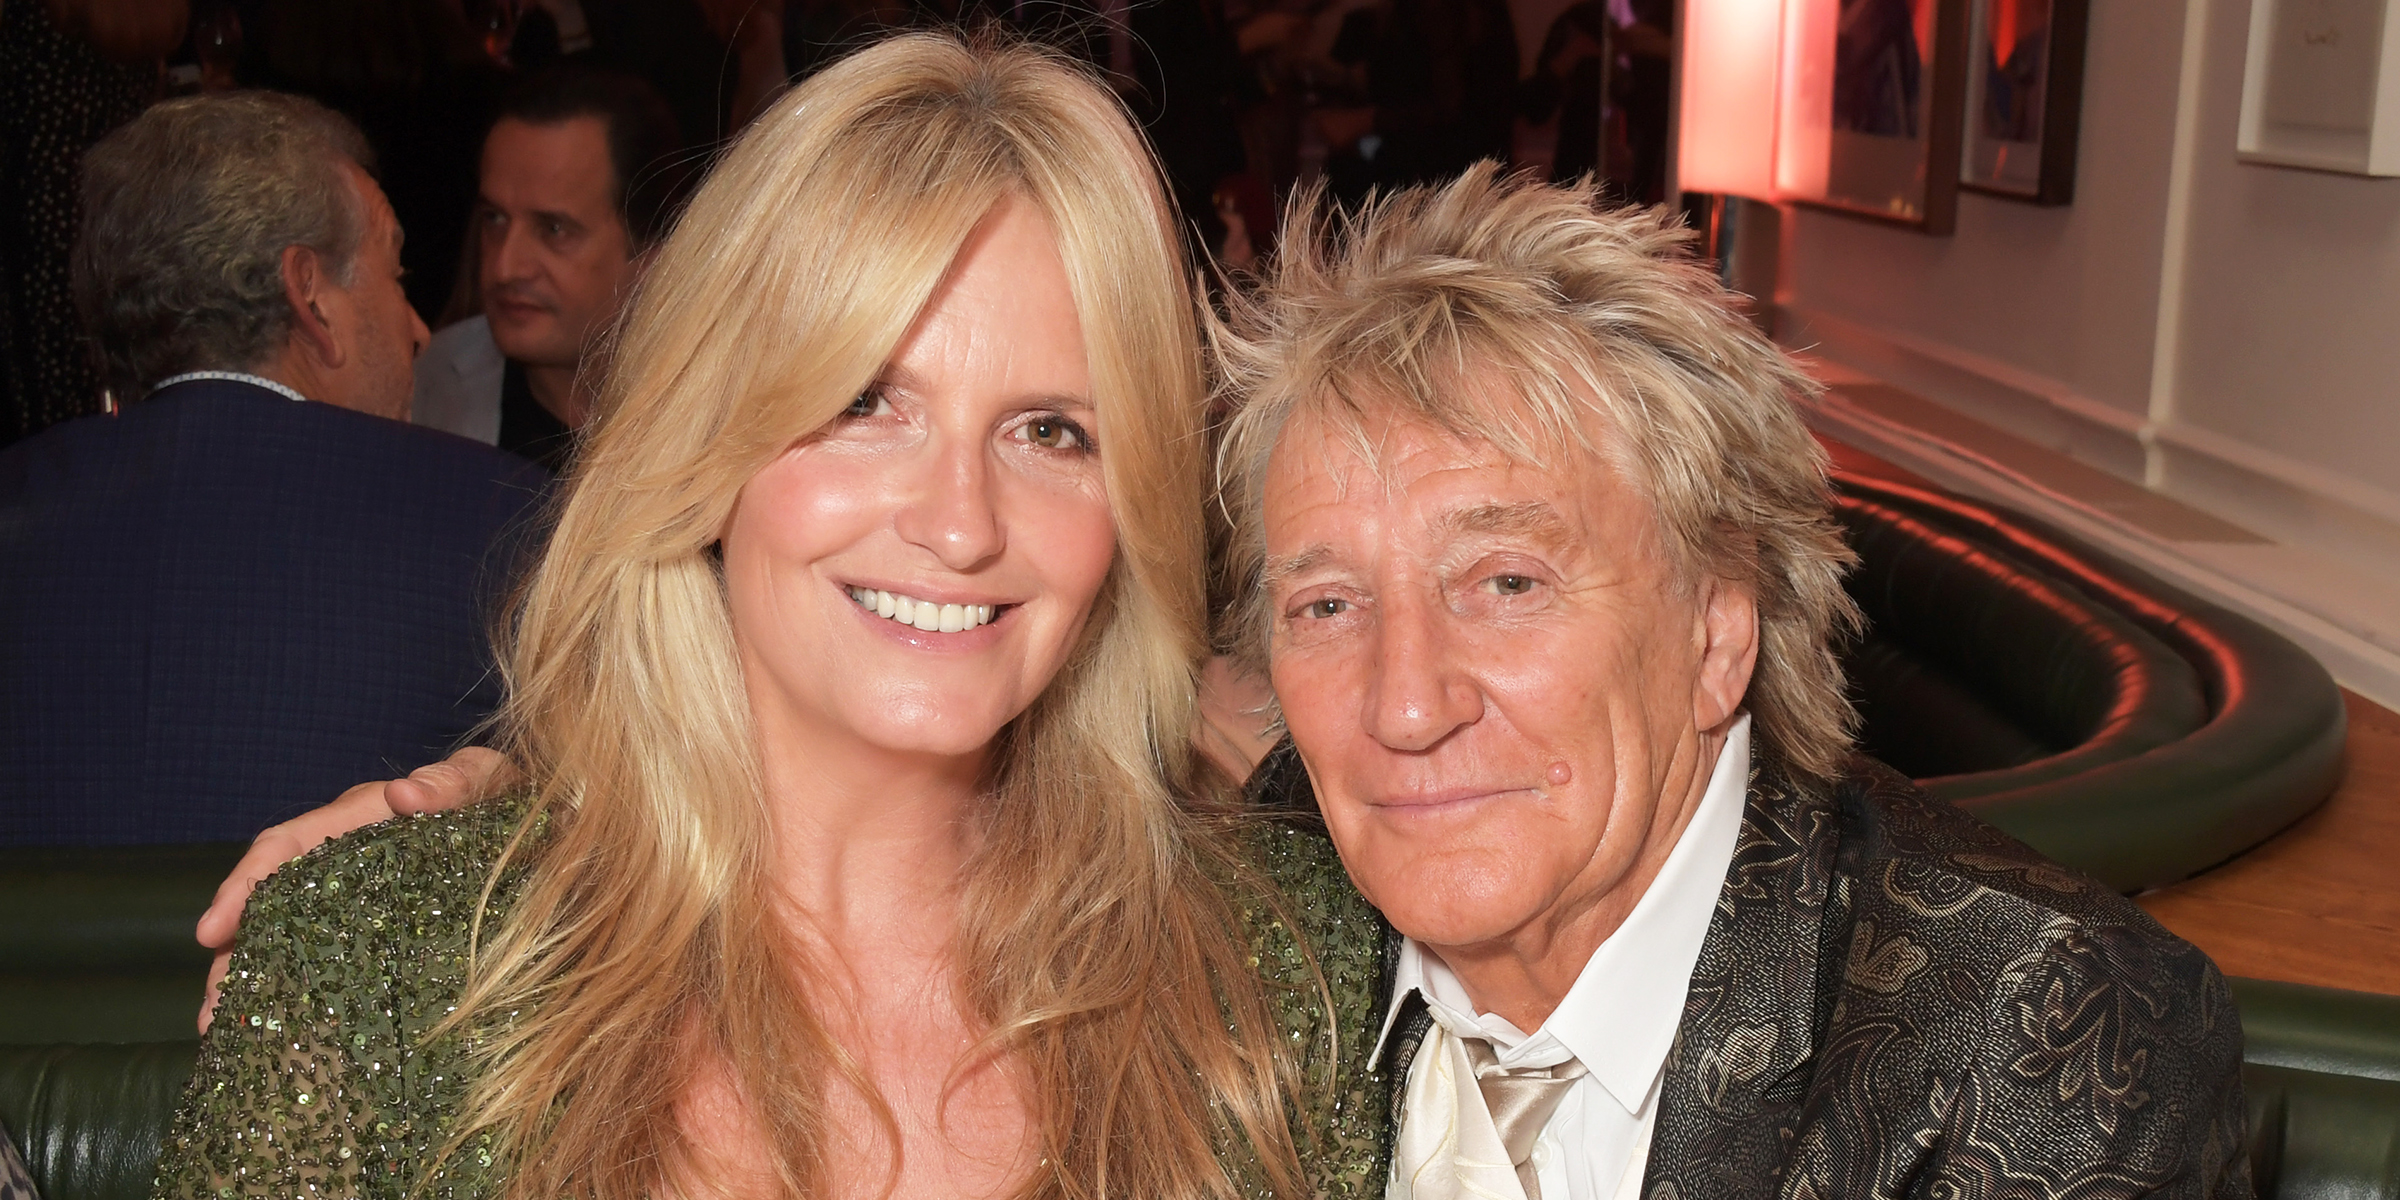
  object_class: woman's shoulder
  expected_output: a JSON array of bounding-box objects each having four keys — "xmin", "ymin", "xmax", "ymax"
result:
[
  {"xmin": 1238, "ymin": 817, "xmax": 1386, "ymax": 989},
  {"xmin": 218, "ymin": 794, "xmax": 544, "ymax": 1048},
  {"xmin": 238, "ymin": 793, "xmax": 543, "ymax": 950},
  {"xmin": 169, "ymin": 797, "xmax": 544, "ymax": 1199}
]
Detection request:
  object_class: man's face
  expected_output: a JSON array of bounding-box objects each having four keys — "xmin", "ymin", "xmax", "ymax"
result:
[
  {"xmin": 1261, "ymin": 406, "xmax": 1756, "ymax": 959},
  {"xmin": 476, "ymin": 116, "xmax": 640, "ymax": 376},
  {"xmin": 317, "ymin": 164, "xmax": 427, "ymax": 420}
]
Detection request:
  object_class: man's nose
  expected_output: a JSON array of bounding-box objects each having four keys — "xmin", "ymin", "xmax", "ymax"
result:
[
  {"xmin": 485, "ymin": 220, "xmax": 533, "ymax": 285},
  {"xmin": 1360, "ymin": 590, "xmax": 1483, "ymax": 753},
  {"xmin": 892, "ymin": 436, "xmax": 1005, "ymax": 573},
  {"xmin": 407, "ymin": 306, "xmax": 431, "ymax": 359}
]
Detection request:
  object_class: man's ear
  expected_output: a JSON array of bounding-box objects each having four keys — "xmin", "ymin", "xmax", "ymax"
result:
[
  {"xmin": 280, "ymin": 245, "xmax": 345, "ymax": 369},
  {"xmin": 1693, "ymin": 573, "xmax": 1760, "ymax": 734}
]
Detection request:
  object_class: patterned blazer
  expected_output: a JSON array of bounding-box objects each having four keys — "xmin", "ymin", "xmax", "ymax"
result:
[{"xmin": 1251, "ymin": 745, "xmax": 2255, "ymax": 1200}]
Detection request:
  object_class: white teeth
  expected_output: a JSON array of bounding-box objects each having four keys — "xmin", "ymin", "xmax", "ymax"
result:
[{"xmin": 846, "ymin": 587, "xmax": 999, "ymax": 633}]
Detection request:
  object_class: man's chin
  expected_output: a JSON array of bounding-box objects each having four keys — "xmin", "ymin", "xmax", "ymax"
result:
[
  {"xmin": 486, "ymin": 317, "xmax": 568, "ymax": 362},
  {"xmin": 1382, "ymin": 900, "xmax": 1542, "ymax": 953},
  {"xmin": 1347, "ymin": 849, "xmax": 1554, "ymax": 949}
]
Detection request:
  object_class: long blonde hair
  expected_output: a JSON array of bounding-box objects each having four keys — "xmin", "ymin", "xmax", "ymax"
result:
[{"xmin": 441, "ymin": 33, "xmax": 1304, "ymax": 1200}]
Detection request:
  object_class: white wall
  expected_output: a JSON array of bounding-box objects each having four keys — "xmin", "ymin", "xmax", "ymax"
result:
[
  {"xmin": 2162, "ymin": 0, "xmax": 2400, "ymax": 554},
  {"xmin": 1770, "ymin": 0, "xmax": 2400, "ymax": 579}
]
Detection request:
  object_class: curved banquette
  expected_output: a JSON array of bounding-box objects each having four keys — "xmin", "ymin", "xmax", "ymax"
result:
[
  {"xmin": 0, "ymin": 472, "xmax": 2384, "ymax": 1199},
  {"xmin": 1834, "ymin": 471, "xmax": 2349, "ymax": 892}
]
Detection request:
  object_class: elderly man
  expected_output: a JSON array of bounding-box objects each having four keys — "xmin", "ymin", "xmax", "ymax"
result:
[
  {"xmin": 191, "ymin": 168, "xmax": 2248, "ymax": 1199},
  {"xmin": 0, "ymin": 92, "xmax": 549, "ymax": 844},
  {"xmin": 1211, "ymin": 167, "xmax": 2248, "ymax": 1198}
]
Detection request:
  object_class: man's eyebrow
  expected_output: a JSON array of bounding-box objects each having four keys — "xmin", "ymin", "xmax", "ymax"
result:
[
  {"xmin": 1434, "ymin": 500, "xmax": 1571, "ymax": 545},
  {"xmin": 1261, "ymin": 544, "xmax": 1338, "ymax": 590}
]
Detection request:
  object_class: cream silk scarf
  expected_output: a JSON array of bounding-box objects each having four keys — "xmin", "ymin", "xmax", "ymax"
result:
[{"xmin": 1389, "ymin": 1019, "xmax": 1587, "ymax": 1200}]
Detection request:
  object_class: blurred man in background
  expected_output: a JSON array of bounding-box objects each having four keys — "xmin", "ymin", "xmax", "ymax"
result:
[
  {"xmin": 0, "ymin": 91, "xmax": 548, "ymax": 845},
  {"xmin": 411, "ymin": 66, "xmax": 684, "ymax": 472}
]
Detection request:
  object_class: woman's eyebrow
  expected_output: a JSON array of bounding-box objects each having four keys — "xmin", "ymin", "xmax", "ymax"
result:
[{"xmin": 1028, "ymin": 390, "xmax": 1096, "ymax": 412}]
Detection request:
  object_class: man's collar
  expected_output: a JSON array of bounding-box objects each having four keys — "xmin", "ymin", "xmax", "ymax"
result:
[
  {"xmin": 148, "ymin": 371, "xmax": 309, "ymax": 404},
  {"xmin": 1371, "ymin": 716, "xmax": 1754, "ymax": 1115}
]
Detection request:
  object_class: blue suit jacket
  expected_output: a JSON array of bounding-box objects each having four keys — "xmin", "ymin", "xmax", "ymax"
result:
[{"xmin": 0, "ymin": 379, "xmax": 553, "ymax": 844}]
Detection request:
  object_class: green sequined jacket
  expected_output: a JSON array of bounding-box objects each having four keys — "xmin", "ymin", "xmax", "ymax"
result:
[{"xmin": 153, "ymin": 798, "xmax": 1397, "ymax": 1199}]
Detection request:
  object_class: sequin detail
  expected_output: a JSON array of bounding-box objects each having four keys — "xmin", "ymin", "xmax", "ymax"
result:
[{"xmin": 154, "ymin": 804, "xmax": 1396, "ymax": 1197}]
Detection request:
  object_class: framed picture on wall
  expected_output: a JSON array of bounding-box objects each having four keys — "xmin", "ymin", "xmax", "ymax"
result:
[
  {"xmin": 2236, "ymin": 0, "xmax": 2400, "ymax": 176},
  {"xmin": 1960, "ymin": 0, "xmax": 2089, "ymax": 203},
  {"xmin": 1778, "ymin": 0, "xmax": 1973, "ymax": 234}
]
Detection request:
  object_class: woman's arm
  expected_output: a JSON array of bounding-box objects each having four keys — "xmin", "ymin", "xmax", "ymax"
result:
[
  {"xmin": 165, "ymin": 805, "xmax": 528, "ymax": 1200},
  {"xmin": 161, "ymin": 865, "xmax": 380, "ymax": 1197}
]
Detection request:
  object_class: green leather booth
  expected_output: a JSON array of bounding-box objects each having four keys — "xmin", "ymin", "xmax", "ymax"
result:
[
  {"xmin": 1835, "ymin": 472, "xmax": 2349, "ymax": 892},
  {"xmin": 0, "ymin": 843, "xmax": 240, "ymax": 1047},
  {"xmin": 7, "ymin": 979, "xmax": 2397, "ymax": 1200},
  {"xmin": 1, "ymin": 1043, "xmax": 192, "ymax": 1200},
  {"xmin": 2237, "ymin": 978, "xmax": 2400, "ymax": 1199}
]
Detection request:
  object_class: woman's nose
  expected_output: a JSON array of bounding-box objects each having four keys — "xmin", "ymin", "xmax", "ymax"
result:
[{"xmin": 892, "ymin": 439, "xmax": 1005, "ymax": 572}]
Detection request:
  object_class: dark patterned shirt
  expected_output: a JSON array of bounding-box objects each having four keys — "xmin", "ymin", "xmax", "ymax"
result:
[
  {"xmin": 1348, "ymin": 755, "xmax": 2256, "ymax": 1200},
  {"xmin": 0, "ymin": 1117, "xmax": 33, "ymax": 1200}
]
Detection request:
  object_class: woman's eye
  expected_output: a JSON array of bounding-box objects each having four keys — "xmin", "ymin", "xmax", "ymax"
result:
[
  {"xmin": 1489, "ymin": 574, "xmax": 1535, "ymax": 595},
  {"xmin": 1021, "ymin": 415, "xmax": 1089, "ymax": 452},
  {"xmin": 1303, "ymin": 598, "xmax": 1347, "ymax": 619},
  {"xmin": 844, "ymin": 389, "xmax": 892, "ymax": 419}
]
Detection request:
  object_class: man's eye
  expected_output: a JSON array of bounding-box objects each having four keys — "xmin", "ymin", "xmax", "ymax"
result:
[
  {"xmin": 1489, "ymin": 574, "xmax": 1535, "ymax": 595},
  {"xmin": 1021, "ymin": 415, "xmax": 1090, "ymax": 452},
  {"xmin": 1303, "ymin": 598, "xmax": 1348, "ymax": 619}
]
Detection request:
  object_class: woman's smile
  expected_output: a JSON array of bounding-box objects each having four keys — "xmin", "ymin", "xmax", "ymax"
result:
[{"xmin": 844, "ymin": 585, "xmax": 1006, "ymax": 633}]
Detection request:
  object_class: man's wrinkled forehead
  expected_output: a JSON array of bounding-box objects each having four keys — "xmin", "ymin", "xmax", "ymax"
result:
[
  {"xmin": 1260, "ymin": 382, "xmax": 1617, "ymax": 512},
  {"xmin": 1258, "ymin": 403, "xmax": 1604, "ymax": 567}
]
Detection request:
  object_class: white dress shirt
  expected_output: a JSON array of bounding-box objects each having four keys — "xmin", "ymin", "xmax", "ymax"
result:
[
  {"xmin": 411, "ymin": 315, "xmax": 505, "ymax": 445},
  {"xmin": 147, "ymin": 371, "xmax": 308, "ymax": 404},
  {"xmin": 1377, "ymin": 716, "xmax": 1752, "ymax": 1200}
]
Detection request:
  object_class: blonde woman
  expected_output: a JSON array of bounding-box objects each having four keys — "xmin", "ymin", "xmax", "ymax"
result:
[{"xmin": 156, "ymin": 34, "xmax": 1390, "ymax": 1200}]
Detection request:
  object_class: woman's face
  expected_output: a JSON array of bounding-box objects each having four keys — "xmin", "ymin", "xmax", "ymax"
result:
[{"xmin": 721, "ymin": 195, "xmax": 1117, "ymax": 771}]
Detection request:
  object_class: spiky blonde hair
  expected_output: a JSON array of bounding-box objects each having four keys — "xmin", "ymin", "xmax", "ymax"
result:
[{"xmin": 1214, "ymin": 166, "xmax": 1861, "ymax": 785}]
